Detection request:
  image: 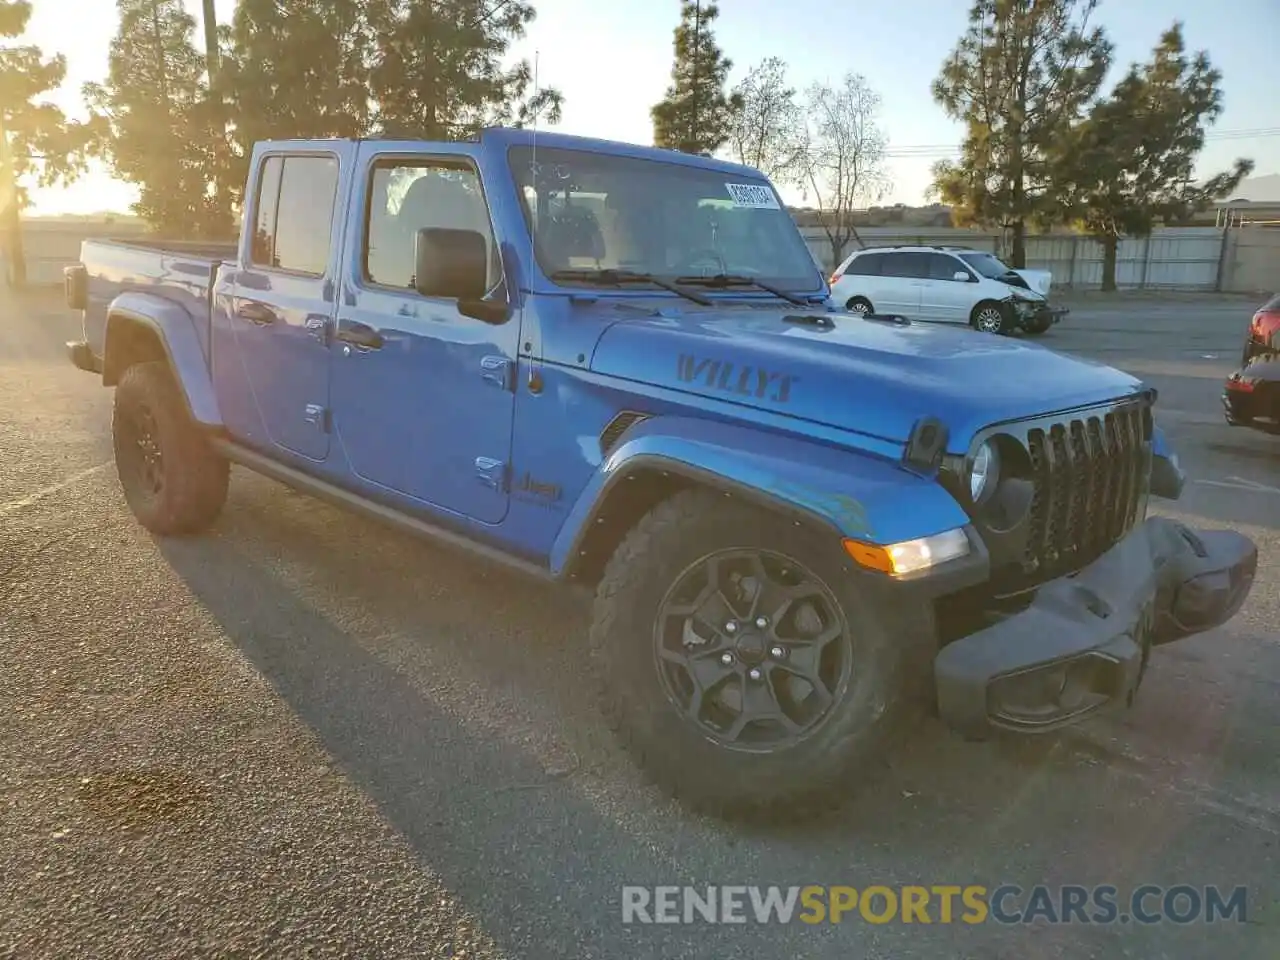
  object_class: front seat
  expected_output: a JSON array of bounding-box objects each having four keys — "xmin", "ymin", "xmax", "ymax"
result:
[{"xmin": 396, "ymin": 174, "xmax": 497, "ymax": 289}]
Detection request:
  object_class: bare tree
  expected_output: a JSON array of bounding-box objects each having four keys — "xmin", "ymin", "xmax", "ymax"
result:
[
  {"xmin": 798, "ymin": 73, "xmax": 889, "ymax": 267},
  {"xmin": 726, "ymin": 56, "xmax": 803, "ymax": 181}
]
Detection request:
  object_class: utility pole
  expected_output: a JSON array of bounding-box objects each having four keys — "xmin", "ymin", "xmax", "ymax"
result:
[
  {"xmin": 202, "ymin": 0, "xmax": 229, "ymax": 237},
  {"xmin": 202, "ymin": 0, "xmax": 219, "ymax": 77},
  {"xmin": 690, "ymin": 0, "xmax": 700, "ymax": 153},
  {"xmin": 0, "ymin": 110, "xmax": 24, "ymax": 288}
]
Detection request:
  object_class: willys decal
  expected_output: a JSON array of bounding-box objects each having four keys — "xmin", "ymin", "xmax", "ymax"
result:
[{"xmin": 676, "ymin": 354, "xmax": 798, "ymax": 404}]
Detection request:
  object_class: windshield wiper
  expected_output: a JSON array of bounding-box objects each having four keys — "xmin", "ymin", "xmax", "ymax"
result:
[
  {"xmin": 549, "ymin": 268, "xmax": 712, "ymax": 306},
  {"xmin": 672, "ymin": 273, "xmax": 808, "ymax": 306}
]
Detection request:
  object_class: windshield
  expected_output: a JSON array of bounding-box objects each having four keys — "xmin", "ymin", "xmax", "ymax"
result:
[
  {"xmin": 959, "ymin": 252, "xmax": 1017, "ymax": 280},
  {"xmin": 507, "ymin": 146, "xmax": 822, "ymax": 293}
]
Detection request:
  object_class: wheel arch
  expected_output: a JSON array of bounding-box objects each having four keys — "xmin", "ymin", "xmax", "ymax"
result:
[
  {"xmin": 102, "ymin": 293, "xmax": 223, "ymax": 427},
  {"xmin": 551, "ymin": 415, "xmax": 975, "ymax": 586}
]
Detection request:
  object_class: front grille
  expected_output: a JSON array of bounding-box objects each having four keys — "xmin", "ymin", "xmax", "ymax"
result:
[{"xmin": 1023, "ymin": 403, "xmax": 1151, "ymax": 580}]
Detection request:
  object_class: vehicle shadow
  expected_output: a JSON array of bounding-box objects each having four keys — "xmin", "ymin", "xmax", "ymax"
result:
[{"xmin": 158, "ymin": 474, "xmax": 1263, "ymax": 957}]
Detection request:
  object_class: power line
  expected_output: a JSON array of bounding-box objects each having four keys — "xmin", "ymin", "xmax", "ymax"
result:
[{"xmin": 882, "ymin": 126, "xmax": 1280, "ymax": 159}]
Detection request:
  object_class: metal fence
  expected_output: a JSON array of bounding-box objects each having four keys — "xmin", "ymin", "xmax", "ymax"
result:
[
  {"xmin": 16, "ymin": 219, "xmax": 1250, "ymax": 293},
  {"xmin": 800, "ymin": 226, "xmax": 1228, "ymax": 291}
]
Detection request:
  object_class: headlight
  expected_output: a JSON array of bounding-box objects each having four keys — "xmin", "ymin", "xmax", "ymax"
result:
[
  {"xmin": 843, "ymin": 528, "xmax": 971, "ymax": 576},
  {"xmin": 970, "ymin": 441, "xmax": 999, "ymax": 502}
]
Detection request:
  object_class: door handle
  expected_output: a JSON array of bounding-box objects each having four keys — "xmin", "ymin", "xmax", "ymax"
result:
[
  {"xmin": 335, "ymin": 322, "xmax": 384, "ymax": 350},
  {"xmin": 237, "ymin": 301, "xmax": 277, "ymax": 325}
]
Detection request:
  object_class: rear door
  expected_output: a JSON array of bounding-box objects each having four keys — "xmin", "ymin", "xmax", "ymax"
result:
[
  {"xmin": 224, "ymin": 144, "xmax": 354, "ymax": 461},
  {"xmin": 839, "ymin": 251, "xmax": 883, "ymax": 306},
  {"xmin": 875, "ymin": 252, "xmax": 925, "ymax": 316}
]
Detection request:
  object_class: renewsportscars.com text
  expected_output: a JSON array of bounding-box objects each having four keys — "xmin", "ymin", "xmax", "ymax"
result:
[{"xmin": 620, "ymin": 884, "xmax": 1249, "ymax": 926}]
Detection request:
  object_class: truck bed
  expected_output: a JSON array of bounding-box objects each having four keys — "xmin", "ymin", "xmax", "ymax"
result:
[{"xmin": 78, "ymin": 237, "xmax": 239, "ymax": 363}]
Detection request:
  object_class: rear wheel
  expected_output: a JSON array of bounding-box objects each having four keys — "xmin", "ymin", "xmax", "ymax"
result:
[
  {"xmin": 590, "ymin": 489, "xmax": 933, "ymax": 820},
  {"xmin": 846, "ymin": 296, "xmax": 873, "ymax": 315},
  {"xmin": 112, "ymin": 360, "xmax": 229, "ymax": 535},
  {"xmin": 971, "ymin": 300, "xmax": 1011, "ymax": 335}
]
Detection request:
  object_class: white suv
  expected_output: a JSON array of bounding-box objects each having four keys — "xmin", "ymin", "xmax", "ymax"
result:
[{"xmin": 827, "ymin": 245, "xmax": 1067, "ymax": 335}]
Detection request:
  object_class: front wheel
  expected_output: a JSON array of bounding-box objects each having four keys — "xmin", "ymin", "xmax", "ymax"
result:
[
  {"xmin": 971, "ymin": 300, "xmax": 1012, "ymax": 335},
  {"xmin": 590, "ymin": 489, "xmax": 933, "ymax": 820},
  {"xmin": 846, "ymin": 296, "xmax": 873, "ymax": 315}
]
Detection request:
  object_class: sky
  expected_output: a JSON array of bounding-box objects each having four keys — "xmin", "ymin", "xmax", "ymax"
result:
[{"xmin": 22, "ymin": 0, "xmax": 1280, "ymax": 217}]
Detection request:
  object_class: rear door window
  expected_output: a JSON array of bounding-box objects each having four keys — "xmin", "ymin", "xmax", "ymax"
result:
[
  {"xmin": 250, "ymin": 154, "xmax": 340, "ymax": 275},
  {"xmin": 881, "ymin": 252, "xmax": 928, "ymax": 278},
  {"xmin": 847, "ymin": 253, "xmax": 882, "ymax": 276}
]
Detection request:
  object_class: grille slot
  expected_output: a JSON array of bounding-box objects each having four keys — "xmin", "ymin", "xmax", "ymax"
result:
[
  {"xmin": 599, "ymin": 411, "xmax": 650, "ymax": 457},
  {"xmin": 1023, "ymin": 403, "xmax": 1149, "ymax": 580}
]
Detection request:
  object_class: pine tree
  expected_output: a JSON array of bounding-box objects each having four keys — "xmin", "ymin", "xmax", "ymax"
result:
[
  {"xmin": 225, "ymin": 0, "xmax": 561, "ymax": 150},
  {"xmin": 651, "ymin": 0, "xmax": 742, "ymax": 155},
  {"xmin": 0, "ymin": 0, "xmax": 88, "ymax": 285},
  {"xmin": 225, "ymin": 0, "xmax": 372, "ymax": 150},
  {"xmin": 84, "ymin": 0, "xmax": 230, "ymax": 237},
  {"xmin": 1057, "ymin": 23, "xmax": 1253, "ymax": 290},
  {"xmin": 364, "ymin": 0, "xmax": 561, "ymax": 138},
  {"xmin": 931, "ymin": 0, "xmax": 1112, "ymax": 267}
]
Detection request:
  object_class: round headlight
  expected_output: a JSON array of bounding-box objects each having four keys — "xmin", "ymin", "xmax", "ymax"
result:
[{"xmin": 970, "ymin": 441, "xmax": 999, "ymax": 502}]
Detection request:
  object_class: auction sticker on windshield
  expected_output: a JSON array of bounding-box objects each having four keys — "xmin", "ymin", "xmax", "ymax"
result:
[{"xmin": 725, "ymin": 183, "xmax": 780, "ymax": 209}]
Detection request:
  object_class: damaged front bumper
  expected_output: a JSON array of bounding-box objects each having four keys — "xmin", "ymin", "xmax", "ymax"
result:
[
  {"xmin": 1018, "ymin": 302, "xmax": 1068, "ymax": 330},
  {"xmin": 934, "ymin": 517, "xmax": 1257, "ymax": 739}
]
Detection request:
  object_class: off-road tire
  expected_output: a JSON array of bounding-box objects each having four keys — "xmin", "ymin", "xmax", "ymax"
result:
[
  {"xmin": 112, "ymin": 360, "xmax": 229, "ymax": 535},
  {"xmin": 589, "ymin": 488, "xmax": 935, "ymax": 821},
  {"xmin": 971, "ymin": 300, "xmax": 1012, "ymax": 335}
]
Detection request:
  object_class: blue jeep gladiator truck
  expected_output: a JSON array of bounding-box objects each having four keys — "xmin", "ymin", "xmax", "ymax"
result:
[{"xmin": 64, "ymin": 129, "xmax": 1258, "ymax": 819}]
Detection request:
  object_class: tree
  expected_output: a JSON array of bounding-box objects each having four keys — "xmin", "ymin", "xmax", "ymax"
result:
[
  {"xmin": 931, "ymin": 0, "xmax": 1112, "ymax": 267},
  {"xmin": 796, "ymin": 73, "xmax": 889, "ymax": 267},
  {"xmin": 0, "ymin": 0, "xmax": 89, "ymax": 286},
  {"xmin": 726, "ymin": 56, "xmax": 803, "ymax": 181},
  {"xmin": 225, "ymin": 0, "xmax": 561, "ymax": 156},
  {"xmin": 84, "ymin": 0, "xmax": 232, "ymax": 237},
  {"xmin": 225, "ymin": 0, "xmax": 373, "ymax": 176},
  {"xmin": 651, "ymin": 0, "xmax": 742, "ymax": 155},
  {"xmin": 1056, "ymin": 23, "xmax": 1253, "ymax": 290},
  {"xmin": 364, "ymin": 0, "xmax": 562, "ymax": 138}
]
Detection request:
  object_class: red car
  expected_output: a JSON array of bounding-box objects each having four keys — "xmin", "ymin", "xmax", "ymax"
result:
[{"xmin": 1223, "ymin": 293, "xmax": 1280, "ymax": 433}]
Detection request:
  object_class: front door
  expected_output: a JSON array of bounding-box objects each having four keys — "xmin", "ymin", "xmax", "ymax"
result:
[
  {"xmin": 226, "ymin": 148, "xmax": 351, "ymax": 461},
  {"xmin": 920, "ymin": 252, "xmax": 974, "ymax": 323},
  {"xmin": 328, "ymin": 145, "xmax": 518, "ymax": 525}
]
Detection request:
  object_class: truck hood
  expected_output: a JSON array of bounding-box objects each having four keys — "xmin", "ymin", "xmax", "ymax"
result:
[{"xmin": 591, "ymin": 305, "xmax": 1144, "ymax": 449}]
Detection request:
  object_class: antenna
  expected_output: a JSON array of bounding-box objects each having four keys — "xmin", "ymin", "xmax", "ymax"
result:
[{"xmin": 531, "ymin": 49, "xmax": 539, "ymax": 252}]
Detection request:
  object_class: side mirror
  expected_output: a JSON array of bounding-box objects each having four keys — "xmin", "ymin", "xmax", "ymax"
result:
[
  {"xmin": 953, "ymin": 270, "xmax": 972, "ymax": 282},
  {"xmin": 414, "ymin": 227, "xmax": 508, "ymax": 324},
  {"xmin": 64, "ymin": 263, "xmax": 88, "ymax": 310}
]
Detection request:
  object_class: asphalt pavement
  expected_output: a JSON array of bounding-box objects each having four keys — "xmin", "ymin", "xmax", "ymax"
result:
[{"xmin": 1, "ymin": 287, "xmax": 1277, "ymax": 959}]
